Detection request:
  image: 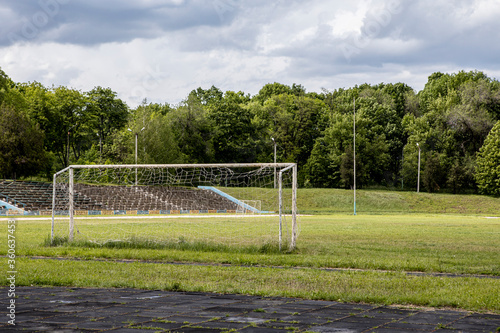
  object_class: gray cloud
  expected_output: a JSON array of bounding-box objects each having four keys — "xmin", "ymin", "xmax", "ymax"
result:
[
  {"xmin": 0, "ymin": 0, "xmax": 240, "ymax": 46},
  {"xmin": 1, "ymin": 0, "xmax": 499, "ymax": 106}
]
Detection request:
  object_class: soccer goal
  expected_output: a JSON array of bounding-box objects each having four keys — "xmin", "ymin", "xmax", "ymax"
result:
[{"xmin": 51, "ymin": 163, "xmax": 298, "ymax": 251}]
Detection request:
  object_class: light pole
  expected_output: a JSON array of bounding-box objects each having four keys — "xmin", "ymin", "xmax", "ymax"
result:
[
  {"xmin": 128, "ymin": 127, "xmax": 145, "ymax": 185},
  {"xmin": 416, "ymin": 143, "xmax": 421, "ymax": 193},
  {"xmin": 353, "ymin": 98, "xmax": 356, "ymax": 215},
  {"xmin": 271, "ymin": 137, "xmax": 277, "ymax": 189}
]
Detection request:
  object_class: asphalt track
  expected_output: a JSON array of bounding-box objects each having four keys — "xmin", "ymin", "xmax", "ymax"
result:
[{"xmin": 2, "ymin": 286, "xmax": 500, "ymax": 332}]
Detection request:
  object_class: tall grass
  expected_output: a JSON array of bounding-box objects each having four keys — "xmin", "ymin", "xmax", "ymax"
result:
[
  {"xmin": 8, "ymin": 214, "xmax": 500, "ymax": 276},
  {"xmin": 43, "ymin": 234, "xmax": 285, "ymax": 254},
  {"xmin": 2, "ymin": 188, "xmax": 500, "ymax": 313}
]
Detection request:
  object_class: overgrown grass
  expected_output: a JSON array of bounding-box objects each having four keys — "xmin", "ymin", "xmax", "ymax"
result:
[
  {"xmin": 4, "ymin": 215, "xmax": 500, "ymax": 276},
  {"xmin": 8, "ymin": 257, "xmax": 500, "ymax": 313},
  {"xmin": 43, "ymin": 234, "xmax": 285, "ymax": 254},
  {"xmin": 1, "ymin": 188, "xmax": 500, "ymax": 313}
]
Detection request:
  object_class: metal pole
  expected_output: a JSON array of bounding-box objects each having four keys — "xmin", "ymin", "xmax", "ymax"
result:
[
  {"xmin": 67, "ymin": 163, "xmax": 296, "ymax": 169},
  {"xmin": 278, "ymin": 170, "xmax": 282, "ymax": 251},
  {"xmin": 353, "ymin": 98, "xmax": 356, "ymax": 215},
  {"xmin": 51, "ymin": 173, "xmax": 57, "ymax": 243},
  {"xmin": 290, "ymin": 164, "xmax": 298, "ymax": 251},
  {"xmin": 69, "ymin": 167, "xmax": 74, "ymax": 242},
  {"xmin": 135, "ymin": 133, "xmax": 138, "ymax": 186},
  {"xmin": 417, "ymin": 143, "xmax": 421, "ymax": 193}
]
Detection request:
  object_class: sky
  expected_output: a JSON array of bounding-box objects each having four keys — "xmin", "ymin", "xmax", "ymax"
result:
[{"xmin": 1, "ymin": 0, "xmax": 500, "ymax": 108}]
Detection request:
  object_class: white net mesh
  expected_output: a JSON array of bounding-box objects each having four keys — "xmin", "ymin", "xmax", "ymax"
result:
[{"xmin": 52, "ymin": 164, "xmax": 297, "ymax": 251}]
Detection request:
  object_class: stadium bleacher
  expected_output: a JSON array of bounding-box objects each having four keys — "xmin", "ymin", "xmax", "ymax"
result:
[{"xmin": 0, "ymin": 180, "xmax": 239, "ymax": 214}]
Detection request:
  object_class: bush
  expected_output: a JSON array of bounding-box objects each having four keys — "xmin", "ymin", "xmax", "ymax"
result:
[{"xmin": 475, "ymin": 121, "xmax": 500, "ymax": 196}]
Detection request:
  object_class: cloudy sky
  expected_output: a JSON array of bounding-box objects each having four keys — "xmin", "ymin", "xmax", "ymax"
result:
[{"xmin": 1, "ymin": 0, "xmax": 500, "ymax": 107}]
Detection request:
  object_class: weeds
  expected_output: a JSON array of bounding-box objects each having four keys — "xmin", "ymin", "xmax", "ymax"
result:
[{"xmin": 43, "ymin": 234, "xmax": 286, "ymax": 255}]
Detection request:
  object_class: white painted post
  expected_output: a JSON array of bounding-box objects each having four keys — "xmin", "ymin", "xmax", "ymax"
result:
[
  {"xmin": 290, "ymin": 164, "xmax": 298, "ymax": 251},
  {"xmin": 51, "ymin": 173, "xmax": 56, "ymax": 243},
  {"xmin": 69, "ymin": 167, "xmax": 74, "ymax": 242},
  {"xmin": 278, "ymin": 169, "xmax": 283, "ymax": 251}
]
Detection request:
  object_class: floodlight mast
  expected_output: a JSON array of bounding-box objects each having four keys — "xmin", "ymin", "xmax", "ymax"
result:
[
  {"xmin": 416, "ymin": 143, "xmax": 421, "ymax": 193},
  {"xmin": 128, "ymin": 127, "xmax": 146, "ymax": 185},
  {"xmin": 353, "ymin": 98, "xmax": 356, "ymax": 215}
]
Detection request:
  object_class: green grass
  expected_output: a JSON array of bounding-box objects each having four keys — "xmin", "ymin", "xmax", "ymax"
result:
[
  {"xmin": 296, "ymin": 188, "xmax": 500, "ymax": 215},
  {"xmin": 221, "ymin": 187, "xmax": 500, "ymax": 215},
  {"xmin": 1, "ymin": 188, "xmax": 500, "ymax": 313},
  {"xmin": 13, "ymin": 215, "xmax": 499, "ymax": 276},
  {"xmin": 44, "ymin": 234, "xmax": 283, "ymax": 254},
  {"xmin": 10, "ymin": 257, "xmax": 500, "ymax": 313}
]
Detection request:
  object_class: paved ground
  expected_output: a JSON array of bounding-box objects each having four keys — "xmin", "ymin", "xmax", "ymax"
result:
[{"xmin": 1, "ymin": 287, "xmax": 500, "ymax": 332}]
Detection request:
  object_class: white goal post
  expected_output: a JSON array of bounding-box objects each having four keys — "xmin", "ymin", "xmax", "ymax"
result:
[{"xmin": 51, "ymin": 163, "xmax": 298, "ymax": 250}]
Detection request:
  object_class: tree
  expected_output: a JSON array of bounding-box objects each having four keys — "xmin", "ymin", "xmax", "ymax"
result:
[
  {"xmin": 168, "ymin": 95, "xmax": 214, "ymax": 163},
  {"xmin": 254, "ymin": 83, "xmax": 293, "ymax": 104},
  {"xmin": 306, "ymin": 86, "xmax": 398, "ymax": 188},
  {"xmin": 303, "ymin": 137, "xmax": 335, "ymax": 187},
  {"xmin": 142, "ymin": 112, "xmax": 184, "ymax": 164},
  {"xmin": 0, "ymin": 68, "xmax": 9, "ymax": 103},
  {"xmin": 422, "ymin": 152, "xmax": 447, "ymax": 193},
  {"xmin": 447, "ymin": 156, "xmax": 475, "ymax": 194},
  {"xmin": 129, "ymin": 103, "xmax": 184, "ymax": 164},
  {"xmin": 0, "ymin": 105, "xmax": 46, "ymax": 179},
  {"xmin": 208, "ymin": 91, "xmax": 255, "ymax": 163},
  {"xmin": 253, "ymin": 93, "xmax": 327, "ymax": 180},
  {"xmin": 305, "ymin": 106, "xmax": 390, "ymax": 188},
  {"xmin": 475, "ymin": 121, "xmax": 500, "ymax": 196},
  {"xmin": 52, "ymin": 86, "xmax": 91, "ymax": 165},
  {"xmin": 189, "ymin": 86, "xmax": 223, "ymax": 106},
  {"xmin": 17, "ymin": 83, "xmax": 89, "ymax": 167},
  {"xmin": 87, "ymin": 86, "xmax": 129, "ymax": 149}
]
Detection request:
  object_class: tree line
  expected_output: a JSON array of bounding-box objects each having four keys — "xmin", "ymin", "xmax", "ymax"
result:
[{"xmin": 1, "ymin": 67, "xmax": 499, "ymax": 195}]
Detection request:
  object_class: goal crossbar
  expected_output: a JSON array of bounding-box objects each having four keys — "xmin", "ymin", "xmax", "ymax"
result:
[{"xmin": 54, "ymin": 163, "xmax": 297, "ymax": 175}]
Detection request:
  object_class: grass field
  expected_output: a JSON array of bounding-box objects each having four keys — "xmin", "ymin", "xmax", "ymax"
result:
[{"xmin": 1, "ymin": 189, "xmax": 500, "ymax": 314}]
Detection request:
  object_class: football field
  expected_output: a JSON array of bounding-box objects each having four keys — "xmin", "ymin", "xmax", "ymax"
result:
[{"xmin": 1, "ymin": 214, "xmax": 499, "ymax": 313}]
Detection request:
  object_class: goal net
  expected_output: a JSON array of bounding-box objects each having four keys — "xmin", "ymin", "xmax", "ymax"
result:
[{"xmin": 51, "ymin": 163, "xmax": 298, "ymax": 251}]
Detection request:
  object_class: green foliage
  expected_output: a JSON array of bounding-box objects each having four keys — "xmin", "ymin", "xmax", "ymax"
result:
[
  {"xmin": 141, "ymin": 110, "xmax": 184, "ymax": 164},
  {"xmin": 475, "ymin": 121, "xmax": 500, "ymax": 196},
  {"xmin": 2, "ymin": 65, "xmax": 500, "ymax": 194},
  {"xmin": 169, "ymin": 94, "xmax": 214, "ymax": 163},
  {"xmin": 403, "ymin": 71, "xmax": 500, "ymax": 192},
  {"xmin": 305, "ymin": 89, "xmax": 394, "ymax": 188},
  {"xmin": 253, "ymin": 82, "xmax": 306, "ymax": 104},
  {"xmin": 0, "ymin": 104, "xmax": 46, "ymax": 178},
  {"xmin": 422, "ymin": 152, "xmax": 447, "ymax": 193},
  {"xmin": 87, "ymin": 86, "xmax": 129, "ymax": 147},
  {"xmin": 256, "ymin": 93, "xmax": 327, "ymax": 176},
  {"xmin": 189, "ymin": 85, "xmax": 223, "ymax": 105},
  {"xmin": 208, "ymin": 91, "xmax": 256, "ymax": 162}
]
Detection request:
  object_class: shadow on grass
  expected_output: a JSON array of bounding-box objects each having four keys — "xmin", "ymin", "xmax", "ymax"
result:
[{"xmin": 43, "ymin": 235, "xmax": 295, "ymax": 255}]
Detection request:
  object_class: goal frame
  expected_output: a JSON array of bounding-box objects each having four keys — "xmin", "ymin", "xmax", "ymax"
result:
[{"xmin": 51, "ymin": 163, "xmax": 298, "ymax": 250}]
